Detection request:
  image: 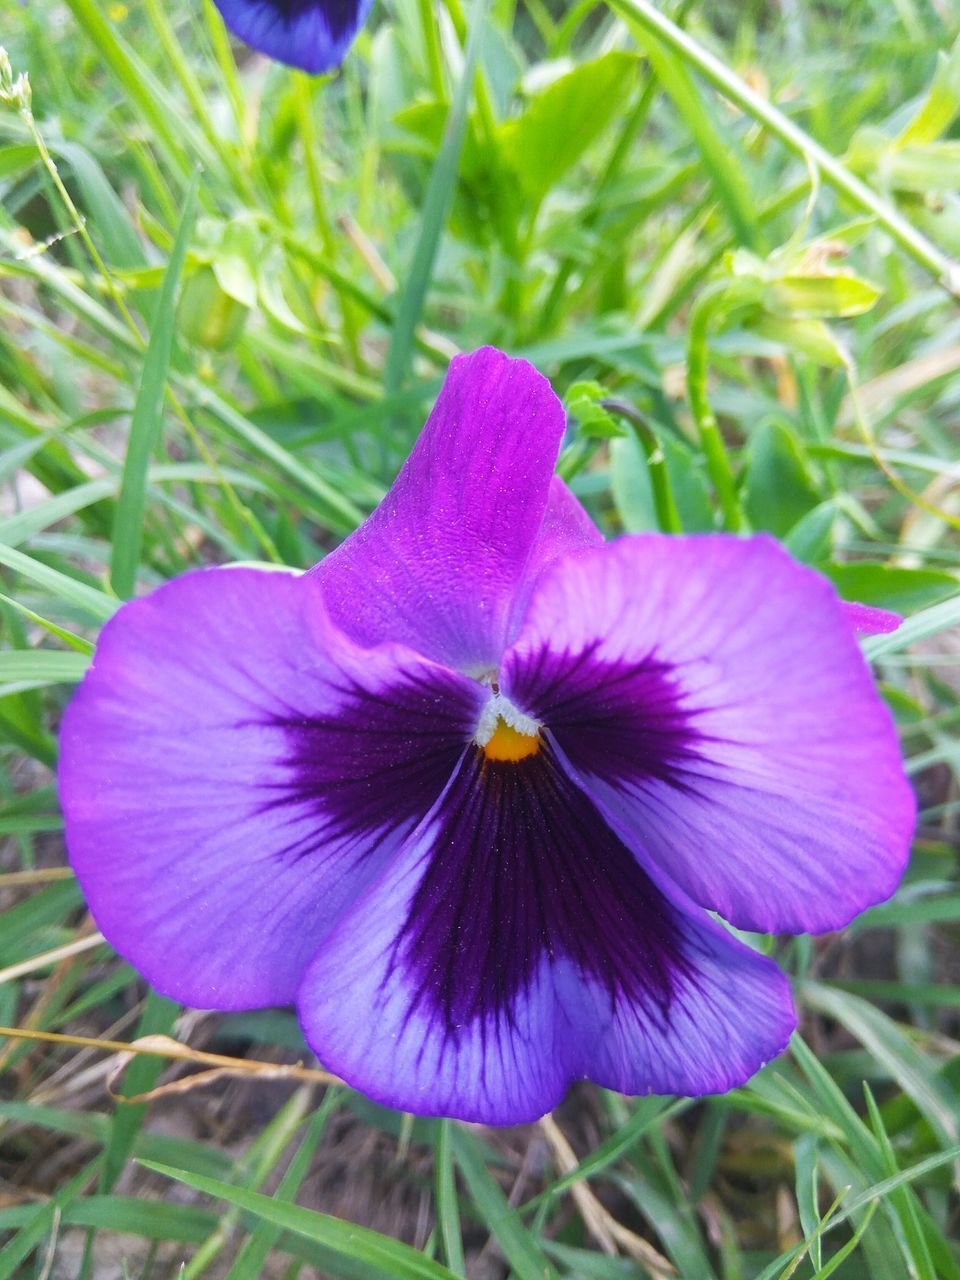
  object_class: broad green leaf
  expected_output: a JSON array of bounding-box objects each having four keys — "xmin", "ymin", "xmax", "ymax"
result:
[
  {"xmin": 744, "ymin": 421, "xmax": 821, "ymax": 537},
  {"xmin": 784, "ymin": 501, "xmax": 836, "ymax": 563},
  {"xmin": 887, "ymin": 141, "xmax": 960, "ymax": 195},
  {"xmin": 0, "ymin": 143, "xmax": 37, "ymax": 180},
  {"xmin": 610, "ymin": 434, "xmax": 658, "ymax": 532},
  {"xmin": 820, "ymin": 562, "xmax": 958, "ymax": 615},
  {"xmin": 662, "ymin": 435, "xmax": 714, "ymax": 531},
  {"xmin": 499, "ymin": 52, "xmax": 639, "ymax": 204}
]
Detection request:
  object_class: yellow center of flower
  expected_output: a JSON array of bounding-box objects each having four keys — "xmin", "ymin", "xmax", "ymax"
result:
[{"xmin": 482, "ymin": 717, "xmax": 541, "ymax": 762}]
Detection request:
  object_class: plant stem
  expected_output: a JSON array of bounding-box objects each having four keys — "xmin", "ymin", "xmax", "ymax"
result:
[
  {"xmin": 686, "ymin": 279, "xmax": 742, "ymax": 530},
  {"xmin": 418, "ymin": 0, "xmax": 447, "ymax": 101},
  {"xmin": 601, "ymin": 398, "xmax": 683, "ymax": 533}
]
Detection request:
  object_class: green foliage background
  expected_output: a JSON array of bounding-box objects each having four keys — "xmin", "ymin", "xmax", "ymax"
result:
[{"xmin": 0, "ymin": 0, "xmax": 959, "ymax": 1275}]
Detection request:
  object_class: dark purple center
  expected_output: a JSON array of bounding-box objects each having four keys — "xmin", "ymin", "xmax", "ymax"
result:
[
  {"xmin": 394, "ymin": 742, "xmax": 695, "ymax": 1033},
  {"xmin": 265, "ymin": 669, "xmax": 476, "ymax": 864},
  {"xmin": 271, "ymin": 644, "xmax": 704, "ymax": 1034},
  {"xmin": 506, "ymin": 643, "xmax": 705, "ymax": 786}
]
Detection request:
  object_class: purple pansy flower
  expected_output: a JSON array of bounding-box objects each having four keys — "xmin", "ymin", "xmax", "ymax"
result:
[
  {"xmin": 58, "ymin": 347, "xmax": 915, "ymax": 1124},
  {"xmin": 212, "ymin": 0, "xmax": 373, "ymax": 74}
]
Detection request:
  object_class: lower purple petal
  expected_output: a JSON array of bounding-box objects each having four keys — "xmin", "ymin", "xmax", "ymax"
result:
[
  {"xmin": 59, "ymin": 568, "xmax": 482, "ymax": 1009},
  {"xmin": 298, "ymin": 741, "xmax": 795, "ymax": 1124}
]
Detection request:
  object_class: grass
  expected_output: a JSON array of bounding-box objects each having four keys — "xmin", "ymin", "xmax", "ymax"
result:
[{"xmin": 1, "ymin": 0, "xmax": 959, "ymax": 1275}]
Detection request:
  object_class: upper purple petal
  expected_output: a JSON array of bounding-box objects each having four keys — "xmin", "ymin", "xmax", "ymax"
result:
[
  {"xmin": 501, "ymin": 534, "xmax": 916, "ymax": 936},
  {"xmin": 312, "ymin": 348, "xmax": 570, "ymax": 674},
  {"xmin": 298, "ymin": 737, "xmax": 795, "ymax": 1123},
  {"xmin": 58, "ymin": 567, "xmax": 482, "ymax": 1009},
  {"xmin": 213, "ymin": 0, "xmax": 372, "ymax": 73}
]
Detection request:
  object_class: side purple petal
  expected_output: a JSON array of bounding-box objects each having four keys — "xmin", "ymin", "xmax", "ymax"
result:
[
  {"xmin": 213, "ymin": 0, "xmax": 373, "ymax": 74},
  {"xmin": 298, "ymin": 741, "xmax": 795, "ymax": 1124},
  {"xmin": 502, "ymin": 534, "xmax": 916, "ymax": 936},
  {"xmin": 843, "ymin": 601, "xmax": 902, "ymax": 636},
  {"xmin": 312, "ymin": 348, "xmax": 569, "ymax": 674},
  {"xmin": 59, "ymin": 567, "xmax": 482, "ymax": 1009}
]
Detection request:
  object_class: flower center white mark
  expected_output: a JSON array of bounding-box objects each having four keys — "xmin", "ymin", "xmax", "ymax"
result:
[{"xmin": 474, "ymin": 692, "xmax": 541, "ymax": 748}]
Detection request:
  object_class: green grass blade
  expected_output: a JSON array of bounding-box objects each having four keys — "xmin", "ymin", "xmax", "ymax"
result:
[
  {"xmin": 110, "ymin": 173, "xmax": 198, "ymax": 597},
  {"xmin": 225, "ymin": 1091, "xmax": 341, "ymax": 1280},
  {"xmin": 383, "ymin": 0, "xmax": 489, "ymax": 394},
  {"xmin": 138, "ymin": 1160, "xmax": 461, "ymax": 1279},
  {"xmin": 0, "ymin": 648, "xmax": 90, "ymax": 692},
  {"xmin": 434, "ymin": 1120, "xmax": 465, "ymax": 1276},
  {"xmin": 451, "ymin": 1127, "xmax": 558, "ymax": 1280}
]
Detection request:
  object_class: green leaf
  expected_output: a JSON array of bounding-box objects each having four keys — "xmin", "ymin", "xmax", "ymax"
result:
[
  {"xmin": 499, "ymin": 52, "xmax": 639, "ymax": 204},
  {"xmin": 887, "ymin": 142, "xmax": 960, "ymax": 196},
  {"xmin": 821, "ymin": 563, "xmax": 958, "ymax": 615},
  {"xmin": 138, "ymin": 1161, "xmax": 461, "ymax": 1280},
  {"xmin": 793, "ymin": 1133, "xmax": 823, "ymax": 1269},
  {"xmin": 764, "ymin": 273, "xmax": 881, "ymax": 319},
  {"xmin": 744, "ymin": 421, "xmax": 821, "ymax": 538},
  {"xmin": 566, "ymin": 381, "xmax": 627, "ymax": 438},
  {"xmin": 110, "ymin": 172, "xmax": 199, "ymax": 598},
  {"xmin": 751, "ymin": 315, "xmax": 849, "ymax": 367},
  {"xmin": 896, "ymin": 35, "xmax": 960, "ymax": 146},
  {"xmin": 610, "ymin": 434, "xmax": 658, "ymax": 532},
  {"xmin": 0, "ymin": 1196, "xmax": 215, "ymax": 1243},
  {"xmin": 784, "ymin": 501, "xmax": 836, "ymax": 563},
  {"xmin": 0, "ymin": 143, "xmax": 38, "ymax": 180}
]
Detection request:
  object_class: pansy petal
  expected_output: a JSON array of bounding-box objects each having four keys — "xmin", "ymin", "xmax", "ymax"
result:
[
  {"xmin": 509, "ymin": 477, "xmax": 604, "ymax": 633},
  {"xmin": 312, "ymin": 348, "xmax": 567, "ymax": 673},
  {"xmin": 212, "ymin": 0, "xmax": 372, "ymax": 74},
  {"xmin": 843, "ymin": 601, "xmax": 902, "ymax": 636},
  {"xmin": 528, "ymin": 476, "xmax": 604, "ymax": 570},
  {"xmin": 502, "ymin": 535, "xmax": 915, "ymax": 936},
  {"xmin": 59, "ymin": 568, "xmax": 482, "ymax": 1009},
  {"xmin": 298, "ymin": 743, "xmax": 795, "ymax": 1124}
]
